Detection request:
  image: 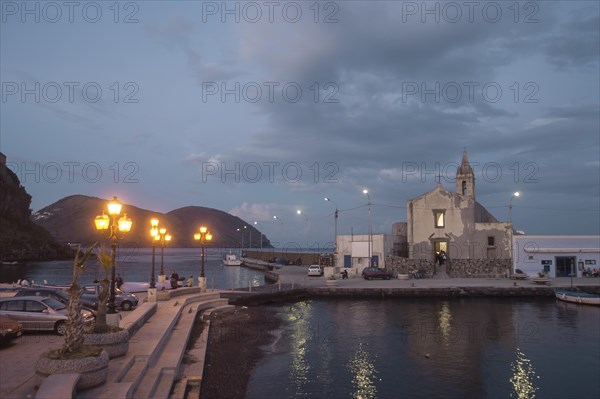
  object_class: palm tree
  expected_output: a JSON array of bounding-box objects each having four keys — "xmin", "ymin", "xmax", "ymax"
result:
[
  {"xmin": 93, "ymin": 247, "xmax": 113, "ymax": 333},
  {"xmin": 59, "ymin": 243, "xmax": 97, "ymax": 355}
]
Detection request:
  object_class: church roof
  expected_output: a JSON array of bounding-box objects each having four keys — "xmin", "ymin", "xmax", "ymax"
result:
[{"xmin": 457, "ymin": 150, "xmax": 473, "ymax": 176}]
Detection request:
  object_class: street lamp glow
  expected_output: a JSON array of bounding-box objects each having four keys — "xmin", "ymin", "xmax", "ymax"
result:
[
  {"xmin": 514, "ymin": 192, "xmax": 520, "ymax": 197},
  {"xmin": 94, "ymin": 212, "xmax": 109, "ymax": 230},
  {"xmin": 194, "ymin": 225, "xmax": 212, "ymax": 292},
  {"xmin": 362, "ymin": 189, "xmax": 368, "ymax": 195},
  {"xmin": 296, "ymin": 210, "xmax": 302, "ymax": 215},
  {"xmin": 94, "ymin": 196, "xmax": 132, "ymax": 317},
  {"xmin": 107, "ymin": 196, "xmax": 122, "ymax": 216},
  {"xmin": 118, "ymin": 214, "xmax": 132, "ymax": 232}
]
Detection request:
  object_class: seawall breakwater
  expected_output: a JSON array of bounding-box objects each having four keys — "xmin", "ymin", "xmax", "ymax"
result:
[{"xmin": 223, "ymin": 286, "xmax": 573, "ymax": 305}]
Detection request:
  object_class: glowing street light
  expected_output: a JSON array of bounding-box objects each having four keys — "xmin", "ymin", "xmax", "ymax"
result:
[
  {"xmin": 194, "ymin": 226, "xmax": 213, "ymax": 292},
  {"xmin": 363, "ymin": 189, "xmax": 372, "ymax": 267},
  {"xmin": 324, "ymin": 197, "xmax": 338, "ymax": 265},
  {"xmin": 94, "ymin": 196, "xmax": 132, "ymax": 316},
  {"xmin": 509, "ymin": 191, "xmax": 520, "ymax": 223}
]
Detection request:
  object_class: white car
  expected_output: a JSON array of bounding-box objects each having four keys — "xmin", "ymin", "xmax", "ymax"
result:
[{"xmin": 307, "ymin": 265, "xmax": 323, "ymax": 276}]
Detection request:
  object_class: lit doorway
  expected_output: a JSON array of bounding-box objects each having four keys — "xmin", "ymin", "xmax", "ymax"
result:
[{"xmin": 433, "ymin": 241, "xmax": 448, "ymax": 263}]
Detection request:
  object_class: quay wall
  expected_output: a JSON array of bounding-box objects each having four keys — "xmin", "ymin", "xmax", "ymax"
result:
[
  {"xmin": 224, "ymin": 286, "xmax": 565, "ymax": 305},
  {"xmin": 244, "ymin": 249, "xmax": 322, "ymax": 266}
]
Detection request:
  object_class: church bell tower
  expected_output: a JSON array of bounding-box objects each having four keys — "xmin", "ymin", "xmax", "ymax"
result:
[{"xmin": 456, "ymin": 150, "xmax": 475, "ymax": 198}]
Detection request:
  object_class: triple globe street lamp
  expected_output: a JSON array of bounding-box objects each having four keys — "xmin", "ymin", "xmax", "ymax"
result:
[
  {"xmin": 194, "ymin": 226, "xmax": 212, "ymax": 292},
  {"xmin": 149, "ymin": 219, "xmax": 171, "ymax": 288},
  {"xmin": 94, "ymin": 196, "xmax": 132, "ymax": 317}
]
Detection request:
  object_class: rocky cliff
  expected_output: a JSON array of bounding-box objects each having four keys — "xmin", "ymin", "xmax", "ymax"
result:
[{"xmin": 0, "ymin": 153, "xmax": 71, "ymax": 261}]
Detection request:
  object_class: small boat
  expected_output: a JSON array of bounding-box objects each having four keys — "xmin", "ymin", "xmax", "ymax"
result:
[
  {"xmin": 554, "ymin": 289, "xmax": 600, "ymax": 306},
  {"xmin": 223, "ymin": 252, "xmax": 243, "ymax": 266}
]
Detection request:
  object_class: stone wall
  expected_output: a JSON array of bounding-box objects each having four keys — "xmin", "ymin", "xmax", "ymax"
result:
[
  {"xmin": 386, "ymin": 256, "xmax": 512, "ymax": 278},
  {"xmin": 386, "ymin": 256, "xmax": 435, "ymax": 278},
  {"xmin": 446, "ymin": 258, "xmax": 512, "ymax": 278}
]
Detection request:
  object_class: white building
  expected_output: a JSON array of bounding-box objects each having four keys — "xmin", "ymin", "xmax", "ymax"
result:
[
  {"xmin": 513, "ymin": 235, "xmax": 600, "ymax": 277},
  {"xmin": 335, "ymin": 234, "xmax": 398, "ymax": 275}
]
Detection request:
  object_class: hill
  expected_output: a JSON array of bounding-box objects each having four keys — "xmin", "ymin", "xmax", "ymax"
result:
[{"xmin": 32, "ymin": 195, "xmax": 271, "ymax": 248}]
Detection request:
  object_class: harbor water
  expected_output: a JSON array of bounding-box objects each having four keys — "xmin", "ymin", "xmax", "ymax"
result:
[
  {"xmin": 0, "ymin": 248, "xmax": 265, "ymax": 289},
  {"xmin": 247, "ymin": 298, "xmax": 600, "ymax": 399}
]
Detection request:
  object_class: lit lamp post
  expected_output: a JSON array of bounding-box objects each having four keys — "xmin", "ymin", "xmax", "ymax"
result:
[
  {"xmin": 324, "ymin": 197, "xmax": 338, "ymax": 267},
  {"xmin": 296, "ymin": 209, "xmax": 310, "ymax": 248},
  {"xmin": 194, "ymin": 226, "xmax": 212, "ymax": 292},
  {"xmin": 94, "ymin": 196, "xmax": 132, "ymax": 323},
  {"xmin": 363, "ymin": 189, "xmax": 372, "ymax": 268},
  {"xmin": 252, "ymin": 221, "xmax": 259, "ymax": 249},
  {"xmin": 156, "ymin": 227, "xmax": 172, "ymax": 283},
  {"xmin": 508, "ymin": 191, "xmax": 520, "ymax": 223}
]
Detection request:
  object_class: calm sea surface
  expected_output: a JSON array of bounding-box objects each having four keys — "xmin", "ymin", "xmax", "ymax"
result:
[
  {"xmin": 0, "ymin": 247, "xmax": 265, "ymax": 289},
  {"xmin": 247, "ymin": 298, "xmax": 600, "ymax": 399}
]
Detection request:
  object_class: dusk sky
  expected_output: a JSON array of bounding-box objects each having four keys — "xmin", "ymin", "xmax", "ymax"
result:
[{"xmin": 1, "ymin": 1, "xmax": 599, "ymax": 248}]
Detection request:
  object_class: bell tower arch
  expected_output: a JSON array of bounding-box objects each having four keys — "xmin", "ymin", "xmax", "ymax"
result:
[{"xmin": 456, "ymin": 150, "xmax": 475, "ymax": 198}]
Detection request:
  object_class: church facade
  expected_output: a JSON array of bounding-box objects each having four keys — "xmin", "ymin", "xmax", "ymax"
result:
[{"xmin": 406, "ymin": 151, "xmax": 513, "ymax": 262}]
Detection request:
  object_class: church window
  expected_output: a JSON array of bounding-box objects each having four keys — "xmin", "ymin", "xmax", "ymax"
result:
[
  {"xmin": 462, "ymin": 181, "xmax": 467, "ymax": 195},
  {"xmin": 487, "ymin": 236, "xmax": 495, "ymax": 246},
  {"xmin": 434, "ymin": 210, "xmax": 445, "ymax": 228}
]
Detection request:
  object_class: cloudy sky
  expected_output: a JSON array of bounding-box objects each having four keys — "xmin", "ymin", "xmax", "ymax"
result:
[{"xmin": 1, "ymin": 1, "xmax": 599, "ymax": 247}]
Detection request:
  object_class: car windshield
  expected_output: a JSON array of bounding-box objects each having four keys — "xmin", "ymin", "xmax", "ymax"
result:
[{"xmin": 42, "ymin": 297, "xmax": 66, "ymax": 310}]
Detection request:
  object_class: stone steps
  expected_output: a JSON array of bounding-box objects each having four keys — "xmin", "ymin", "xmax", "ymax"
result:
[
  {"xmin": 131, "ymin": 298, "xmax": 230, "ymax": 399},
  {"xmin": 76, "ymin": 292, "xmax": 224, "ymax": 399}
]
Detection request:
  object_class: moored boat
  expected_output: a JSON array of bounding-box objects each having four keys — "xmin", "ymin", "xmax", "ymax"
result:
[
  {"xmin": 554, "ymin": 289, "xmax": 600, "ymax": 306},
  {"xmin": 223, "ymin": 252, "xmax": 243, "ymax": 266}
]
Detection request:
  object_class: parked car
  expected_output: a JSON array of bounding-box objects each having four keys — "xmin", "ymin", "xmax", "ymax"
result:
[
  {"xmin": 362, "ymin": 267, "xmax": 393, "ymax": 280},
  {"xmin": 0, "ymin": 315, "xmax": 23, "ymax": 345},
  {"xmin": 79, "ymin": 284, "xmax": 138, "ymax": 311},
  {"xmin": 14, "ymin": 287, "xmax": 97, "ymax": 316},
  {"xmin": 308, "ymin": 265, "xmax": 324, "ymax": 276},
  {"xmin": 0, "ymin": 296, "xmax": 94, "ymax": 335}
]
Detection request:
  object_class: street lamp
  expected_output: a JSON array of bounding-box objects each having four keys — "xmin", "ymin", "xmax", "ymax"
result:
[
  {"xmin": 94, "ymin": 196, "xmax": 132, "ymax": 317},
  {"xmin": 194, "ymin": 226, "xmax": 212, "ymax": 292},
  {"xmin": 252, "ymin": 221, "xmax": 259, "ymax": 249},
  {"xmin": 508, "ymin": 191, "xmax": 520, "ymax": 223},
  {"xmin": 273, "ymin": 215, "xmax": 283, "ymax": 247},
  {"xmin": 296, "ymin": 209, "xmax": 310, "ymax": 248},
  {"xmin": 324, "ymin": 197, "xmax": 338, "ymax": 266},
  {"xmin": 149, "ymin": 218, "xmax": 159, "ymax": 289},
  {"xmin": 363, "ymin": 189, "xmax": 372, "ymax": 268},
  {"xmin": 155, "ymin": 227, "xmax": 172, "ymax": 282}
]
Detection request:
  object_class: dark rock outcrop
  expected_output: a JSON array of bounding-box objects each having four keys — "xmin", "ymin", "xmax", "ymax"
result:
[{"xmin": 0, "ymin": 153, "xmax": 70, "ymax": 261}]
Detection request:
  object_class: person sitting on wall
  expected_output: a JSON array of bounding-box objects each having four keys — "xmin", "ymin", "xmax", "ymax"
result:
[
  {"xmin": 116, "ymin": 273, "xmax": 124, "ymax": 288},
  {"xmin": 186, "ymin": 275, "xmax": 193, "ymax": 287}
]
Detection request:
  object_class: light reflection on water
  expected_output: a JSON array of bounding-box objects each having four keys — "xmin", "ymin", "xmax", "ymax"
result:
[
  {"xmin": 246, "ymin": 298, "xmax": 600, "ymax": 399},
  {"xmin": 348, "ymin": 342, "xmax": 378, "ymax": 399},
  {"xmin": 509, "ymin": 349, "xmax": 540, "ymax": 399}
]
